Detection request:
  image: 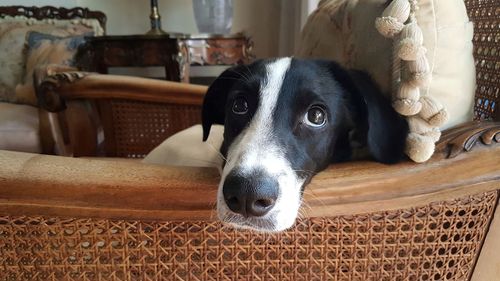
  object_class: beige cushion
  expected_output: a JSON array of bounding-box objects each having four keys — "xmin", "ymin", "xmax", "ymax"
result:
[
  {"xmin": 143, "ymin": 125, "xmax": 224, "ymax": 171},
  {"xmin": 0, "ymin": 102, "xmax": 41, "ymax": 153},
  {"xmin": 419, "ymin": 0, "xmax": 475, "ymax": 128},
  {"xmin": 298, "ymin": 1, "xmax": 393, "ymax": 93},
  {"xmin": 298, "ymin": 0, "xmax": 475, "ymax": 129}
]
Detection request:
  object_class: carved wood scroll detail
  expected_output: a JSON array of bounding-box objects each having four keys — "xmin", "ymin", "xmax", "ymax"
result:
[
  {"xmin": 35, "ymin": 67, "xmax": 92, "ymax": 112},
  {"xmin": 0, "ymin": 6, "xmax": 107, "ymax": 31},
  {"xmin": 436, "ymin": 121, "xmax": 500, "ymax": 158}
]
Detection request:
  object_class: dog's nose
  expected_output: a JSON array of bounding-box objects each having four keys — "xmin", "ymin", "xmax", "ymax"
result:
[{"xmin": 222, "ymin": 171, "xmax": 278, "ymax": 217}]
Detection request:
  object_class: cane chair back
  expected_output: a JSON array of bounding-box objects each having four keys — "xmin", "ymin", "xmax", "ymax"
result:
[
  {"xmin": 465, "ymin": 0, "xmax": 500, "ymax": 120},
  {"xmin": 97, "ymin": 99, "xmax": 202, "ymax": 158}
]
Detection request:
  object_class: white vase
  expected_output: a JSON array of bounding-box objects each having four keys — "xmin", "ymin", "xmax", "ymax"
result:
[{"xmin": 193, "ymin": 0, "xmax": 233, "ymax": 34}]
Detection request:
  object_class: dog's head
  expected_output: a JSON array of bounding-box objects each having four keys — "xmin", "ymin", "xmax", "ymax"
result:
[{"xmin": 202, "ymin": 58, "xmax": 408, "ymax": 232}]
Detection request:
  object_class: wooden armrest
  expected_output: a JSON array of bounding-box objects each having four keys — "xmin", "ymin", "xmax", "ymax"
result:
[
  {"xmin": 1, "ymin": 122, "xmax": 498, "ymax": 220},
  {"xmin": 35, "ymin": 68, "xmax": 208, "ymax": 112}
]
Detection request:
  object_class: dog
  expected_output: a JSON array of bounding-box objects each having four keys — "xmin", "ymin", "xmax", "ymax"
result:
[{"xmin": 202, "ymin": 58, "xmax": 408, "ymax": 232}]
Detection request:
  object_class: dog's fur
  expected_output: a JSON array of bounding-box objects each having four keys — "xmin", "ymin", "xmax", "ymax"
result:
[{"xmin": 202, "ymin": 58, "xmax": 408, "ymax": 232}]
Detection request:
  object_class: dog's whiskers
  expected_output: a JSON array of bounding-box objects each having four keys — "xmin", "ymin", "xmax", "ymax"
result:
[
  {"xmin": 299, "ymin": 199, "xmax": 312, "ymax": 218},
  {"xmin": 210, "ymin": 201, "xmax": 217, "ymax": 210},
  {"xmin": 222, "ymin": 214, "xmax": 250, "ymax": 232},
  {"xmin": 298, "ymin": 200, "xmax": 313, "ymax": 218},
  {"xmin": 215, "ymin": 77, "xmax": 252, "ymax": 88},
  {"xmin": 242, "ymin": 64, "xmax": 254, "ymax": 82},
  {"xmin": 292, "ymin": 169, "xmax": 315, "ymax": 177},
  {"xmin": 302, "ymin": 189, "xmax": 327, "ymax": 210},
  {"xmin": 227, "ymin": 69, "xmax": 251, "ymax": 84},
  {"xmin": 262, "ymin": 220, "xmax": 275, "ymax": 234},
  {"xmin": 216, "ymin": 77, "xmax": 247, "ymax": 82},
  {"xmin": 180, "ymin": 157, "xmax": 221, "ymax": 166},
  {"xmin": 206, "ymin": 142, "xmax": 227, "ymax": 162}
]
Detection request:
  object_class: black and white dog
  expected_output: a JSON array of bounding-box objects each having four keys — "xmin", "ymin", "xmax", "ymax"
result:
[{"xmin": 202, "ymin": 58, "xmax": 408, "ymax": 232}]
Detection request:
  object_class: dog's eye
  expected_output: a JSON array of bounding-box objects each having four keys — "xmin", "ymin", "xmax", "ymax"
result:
[
  {"xmin": 232, "ymin": 97, "xmax": 248, "ymax": 115},
  {"xmin": 304, "ymin": 106, "xmax": 327, "ymax": 127}
]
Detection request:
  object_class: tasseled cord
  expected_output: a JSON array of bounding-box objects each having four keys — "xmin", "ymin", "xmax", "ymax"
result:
[{"xmin": 375, "ymin": 0, "xmax": 448, "ymax": 163}]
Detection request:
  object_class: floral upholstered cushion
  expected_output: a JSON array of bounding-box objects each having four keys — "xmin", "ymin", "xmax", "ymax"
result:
[
  {"xmin": 14, "ymin": 31, "xmax": 92, "ymax": 106},
  {"xmin": 0, "ymin": 17, "xmax": 103, "ymax": 104}
]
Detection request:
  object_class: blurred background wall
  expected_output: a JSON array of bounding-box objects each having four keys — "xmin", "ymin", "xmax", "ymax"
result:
[{"xmin": 3, "ymin": 0, "xmax": 319, "ymax": 58}]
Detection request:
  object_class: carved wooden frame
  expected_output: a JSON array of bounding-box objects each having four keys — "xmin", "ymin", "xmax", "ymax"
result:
[{"xmin": 0, "ymin": 6, "xmax": 107, "ymax": 32}]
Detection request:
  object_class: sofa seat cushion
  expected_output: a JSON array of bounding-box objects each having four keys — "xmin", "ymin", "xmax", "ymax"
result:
[{"xmin": 0, "ymin": 102, "xmax": 41, "ymax": 153}]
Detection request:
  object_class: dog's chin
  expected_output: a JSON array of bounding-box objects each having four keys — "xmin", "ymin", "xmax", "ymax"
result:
[{"xmin": 217, "ymin": 205, "xmax": 298, "ymax": 233}]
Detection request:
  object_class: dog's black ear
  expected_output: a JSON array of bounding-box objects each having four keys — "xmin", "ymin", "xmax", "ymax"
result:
[
  {"xmin": 202, "ymin": 66, "xmax": 243, "ymax": 141},
  {"xmin": 321, "ymin": 61, "xmax": 409, "ymax": 163},
  {"xmin": 347, "ymin": 70, "xmax": 408, "ymax": 163}
]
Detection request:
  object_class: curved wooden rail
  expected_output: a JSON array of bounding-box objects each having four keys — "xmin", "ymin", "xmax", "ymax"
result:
[
  {"xmin": 36, "ymin": 69, "xmax": 207, "ymax": 112},
  {"xmin": 1, "ymin": 135, "xmax": 498, "ymax": 220}
]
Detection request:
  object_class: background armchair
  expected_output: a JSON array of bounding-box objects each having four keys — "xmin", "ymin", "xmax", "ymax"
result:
[
  {"xmin": 0, "ymin": 6, "xmax": 106, "ymax": 155},
  {"xmin": 36, "ymin": 67, "xmax": 206, "ymax": 157}
]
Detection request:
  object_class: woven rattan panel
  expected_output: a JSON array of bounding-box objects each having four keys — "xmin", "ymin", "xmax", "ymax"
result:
[
  {"xmin": 109, "ymin": 100, "xmax": 201, "ymax": 158},
  {"xmin": 0, "ymin": 191, "xmax": 496, "ymax": 281},
  {"xmin": 465, "ymin": 0, "xmax": 500, "ymax": 120}
]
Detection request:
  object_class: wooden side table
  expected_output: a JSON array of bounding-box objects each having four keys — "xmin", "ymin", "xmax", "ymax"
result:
[
  {"xmin": 183, "ymin": 33, "xmax": 254, "ymax": 66},
  {"xmin": 75, "ymin": 34, "xmax": 189, "ymax": 82},
  {"xmin": 183, "ymin": 33, "xmax": 254, "ymax": 85},
  {"xmin": 75, "ymin": 33, "xmax": 254, "ymax": 84}
]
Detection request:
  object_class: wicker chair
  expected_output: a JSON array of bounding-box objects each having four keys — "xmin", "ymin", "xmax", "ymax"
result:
[
  {"xmin": 35, "ymin": 68, "xmax": 206, "ymax": 158},
  {"xmin": 1, "ymin": 1, "xmax": 499, "ymax": 281}
]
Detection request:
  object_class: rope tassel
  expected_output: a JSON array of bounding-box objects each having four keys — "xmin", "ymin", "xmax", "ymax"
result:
[
  {"xmin": 374, "ymin": 0, "xmax": 449, "ymax": 163},
  {"xmin": 404, "ymin": 55, "xmax": 431, "ymax": 88},
  {"xmin": 375, "ymin": 0, "xmax": 411, "ymax": 38},
  {"xmin": 419, "ymin": 96, "xmax": 449, "ymax": 127},
  {"xmin": 398, "ymin": 22, "xmax": 427, "ymax": 61},
  {"xmin": 393, "ymin": 82, "xmax": 422, "ymax": 116}
]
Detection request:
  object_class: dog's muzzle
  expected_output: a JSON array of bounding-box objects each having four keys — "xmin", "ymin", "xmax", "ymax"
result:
[{"xmin": 222, "ymin": 170, "xmax": 279, "ymax": 218}]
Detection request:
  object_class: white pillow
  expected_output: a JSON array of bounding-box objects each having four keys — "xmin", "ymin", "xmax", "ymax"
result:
[{"xmin": 143, "ymin": 124, "xmax": 224, "ymax": 172}]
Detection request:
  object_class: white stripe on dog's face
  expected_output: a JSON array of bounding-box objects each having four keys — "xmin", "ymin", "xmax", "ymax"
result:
[{"xmin": 217, "ymin": 58, "xmax": 305, "ymax": 231}]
